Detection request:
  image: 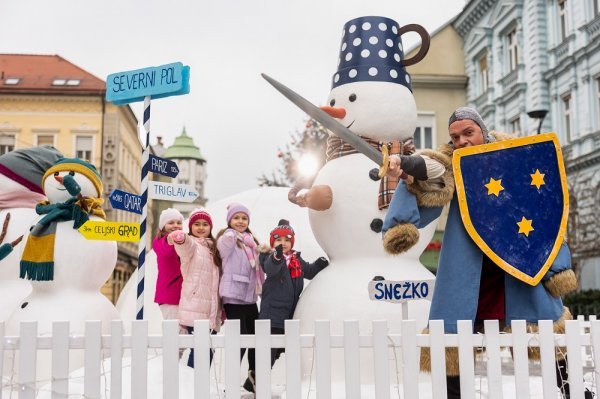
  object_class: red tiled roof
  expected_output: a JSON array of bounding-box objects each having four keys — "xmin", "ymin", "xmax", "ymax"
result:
[{"xmin": 0, "ymin": 54, "xmax": 105, "ymax": 95}]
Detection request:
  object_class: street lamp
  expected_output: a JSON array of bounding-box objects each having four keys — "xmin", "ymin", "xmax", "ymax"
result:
[{"xmin": 527, "ymin": 109, "xmax": 548, "ymax": 135}]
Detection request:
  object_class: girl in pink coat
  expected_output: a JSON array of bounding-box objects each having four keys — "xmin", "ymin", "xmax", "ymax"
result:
[
  {"xmin": 168, "ymin": 208, "xmax": 221, "ymax": 368},
  {"xmin": 153, "ymin": 208, "xmax": 184, "ymax": 321}
]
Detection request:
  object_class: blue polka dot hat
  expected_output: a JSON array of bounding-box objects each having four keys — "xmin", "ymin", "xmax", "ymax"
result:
[{"xmin": 332, "ymin": 16, "xmax": 414, "ymax": 91}]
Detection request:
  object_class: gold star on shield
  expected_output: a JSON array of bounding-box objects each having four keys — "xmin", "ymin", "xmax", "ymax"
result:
[
  {"xmin": 485, "ymin": 177, "xmax": 504, "ymax": 197},
  {"xmin": 517, "ymin": 217, "xmax": 534, "ymax": 237},
  {"xmin": 530, "ymin": 169, "xmax": 545, "ymax": 189}
]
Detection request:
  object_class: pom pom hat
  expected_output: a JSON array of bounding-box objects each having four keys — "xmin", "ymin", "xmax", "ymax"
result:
[
  {"xmin": 270, "ymin": 219, "xmax": 295, "ymax": 248},
  {"xmin": 188, "ymin": 208, "xmax": 213, "ymax": 231},
  {"xmin": 158, "ymin": 208, "xmax": 183, "ymax": 230},
  {"xmin": 226, "ymin": 202, "xmax": 250, "ymax": 224},
  {"xmin": 0, "ymin": 145, "xmax": 63, "ymax": 194},
  {"xmin": 42, "ymin": 158, "xmax": 103, "ymax": 197}
]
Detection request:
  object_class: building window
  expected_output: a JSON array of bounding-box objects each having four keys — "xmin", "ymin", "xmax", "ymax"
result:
[
  {"xmin": 75, "ymin": 136, "xmax": 93, "ymax": 161},
  {"xmin": 479, "ymin": 53, "xmax": 489, "ymax": 93},
  {"xmin": 510, "ymin": 116, "xmax": 521, "ymax": 135},
  {"xmin": 558, "ymin": 0, "xmax": 568, "ymax": 41},
  {"xmin": 563, "ymin": 94, "xmax": 572, "ymax": 141},
  {"xmin": 36, "ymin": 134, "xmax": 55, "ymax": 146},
  {"xmin": 0, "ymin": 134, "xmax": 15, "ymax": 155},
  {"xmin": 414, "ymin": 127, "xmax": 433, "ymax": 150},
  {"xmin": 507, "ymin": 28, "xmax": 519, "ymax": 72},
  {"xmin": 595, "ymin": 0, "xmax": 600, "ymax": 15},
  {"xmin": 414, "ymin": 114, "xmax": 435, "ymax": 150}
]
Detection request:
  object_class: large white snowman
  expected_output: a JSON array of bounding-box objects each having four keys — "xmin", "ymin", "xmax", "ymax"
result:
[
  {"xmin": 5, "ymin": 158, "xmax": 119, "ymax": 382},
  {"xmin": 0, "ymin": 146, "xmax": 63, "ymax": 322},
  {"xmin": 283, "ymin": 16, "xmax": 437, "ymax": 383}
]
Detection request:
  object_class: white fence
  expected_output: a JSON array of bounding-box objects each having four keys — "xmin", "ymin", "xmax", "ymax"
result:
[{"xmin": 0, "ymin": 317, "xmax": 598, "ymax": 399}]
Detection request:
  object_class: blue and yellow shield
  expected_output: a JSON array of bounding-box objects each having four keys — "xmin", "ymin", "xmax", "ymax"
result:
[{"xmin": 453, "ymin": 133, "xmax": 569, "ymax": 286}]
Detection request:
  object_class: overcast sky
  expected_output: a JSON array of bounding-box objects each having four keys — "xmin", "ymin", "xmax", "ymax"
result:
[{"xmin": 0, "ymin": 0, "xmax": 465, "ymax": 202}]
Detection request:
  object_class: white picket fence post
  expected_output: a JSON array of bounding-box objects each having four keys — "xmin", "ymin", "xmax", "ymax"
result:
[
  {"xmin": 1, "ymin": 317, "xmax": 598, "ymax": 398},
  {"xmin": 342, "ymin": 320, "xmax": 360, "ymax": 399},
  {"xmin": 285, "ymin": 319, "xmax": 302, "ymax": 399}
]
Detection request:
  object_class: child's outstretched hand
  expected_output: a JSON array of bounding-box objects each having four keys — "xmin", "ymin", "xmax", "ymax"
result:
[
  {"xmin": 168, "ymin": 230, "xmax": 186, "ymax": 245},
  {"xmin": 258, "ymin": 243, "xmax": 271, "ymax": 254},
  {"xmin": 315, "ymin": 257, "xmax": 329, "ymax": 268},
  {"xmin": 274, "ymin": 244, "xmax": 284, "ymax": 260}
]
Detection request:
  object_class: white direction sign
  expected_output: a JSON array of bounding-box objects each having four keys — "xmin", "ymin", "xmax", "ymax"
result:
[
  {"xmin": 148, "ymin": 181, "xmax": 199, "ymax": 203},
  {"xmin": 368, "ymin": 279, "xmax": 435, "ymax": 303}
]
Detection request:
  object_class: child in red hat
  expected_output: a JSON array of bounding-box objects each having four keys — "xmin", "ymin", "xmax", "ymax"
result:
[{"xmin": 258, "ymin": 219, "xmax": 329, "ymax": 372}]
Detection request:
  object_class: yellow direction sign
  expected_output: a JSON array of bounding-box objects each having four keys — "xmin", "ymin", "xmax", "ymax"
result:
[{"xmin": 79, "ymin": 221, "xmax": 141, "ymax": 242}]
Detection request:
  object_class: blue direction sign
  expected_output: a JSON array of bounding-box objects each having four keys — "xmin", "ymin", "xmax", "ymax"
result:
[
  {"xmin": 109, "ymin": 189, "xmax": 143, "ymax": 215},
  {"xmin": 149, "ymin": 154, "xmax": 179, "ymax": 178},
  {"xmin": 106, "ymin": 62, "xmax": 190, "ymax": 105}
]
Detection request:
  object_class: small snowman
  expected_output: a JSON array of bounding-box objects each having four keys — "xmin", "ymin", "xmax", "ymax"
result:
[
  {"xmin": 284, "ymin": 16, "xmax": 437, "ymax": 383},
  {"xmin": 5, "ymin": 158, "xmax": 119, "ymax": 382},
  {"xmin": 0, "ymin": 145, "xmax": 63, "ymax": 321}
]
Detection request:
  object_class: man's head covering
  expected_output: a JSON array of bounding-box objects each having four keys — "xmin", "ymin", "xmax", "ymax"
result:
[{"xmin": 448, "ymin": 107, "xmax": 491, "ymax": 143}]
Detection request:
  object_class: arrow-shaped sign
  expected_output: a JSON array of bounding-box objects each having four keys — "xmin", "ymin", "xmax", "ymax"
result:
[
  {"xmin": 109, "ymin": 189, "xmax": 143, "ymax": 215},
  {"xmin": 148, "ymin": 181, "xmax": 199, "ymax": 203},
  {"xmin": 368, "ymin": 279, "xmax": 435, "ymax": 303},
  {"xmin": 79, "ymin": 221, "xmax": 141, "ymax": 242},
  {"xmin": 149, "ymin": 154, "xmax": 179, "ymax": 178},
  {"xmin": 106, "ymin": 62, "xmax": 190, "ymax": 105}
]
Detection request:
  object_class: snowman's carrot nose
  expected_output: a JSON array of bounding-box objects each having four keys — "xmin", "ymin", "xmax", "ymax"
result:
[
  {"xmin": 54, "ymin": 175, "xmax": 64, "ymax": 184},
  {"xmin": 320, "ymin": 106, "xmax": 346, "ymax": 119}
]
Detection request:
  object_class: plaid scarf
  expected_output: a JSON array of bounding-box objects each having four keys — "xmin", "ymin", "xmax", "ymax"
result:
[
  {"xmin": 326, "ymin": 135, "xmax": 415, "ymax": 209},
  {"xmin": 20, "ymin": 197, "xmax": 105, "ymax": 281}
]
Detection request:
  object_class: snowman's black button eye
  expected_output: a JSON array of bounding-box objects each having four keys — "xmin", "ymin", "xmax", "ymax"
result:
[
  {"xmin": 68, "ymin": 171, "xmax": 75, "ymax": 176},
  {"xmin": 329, "ymin": 99, "xmax": 335, "ymax": 107},
  {"xmin": 349, "ymin": 94, "xmax": 357, "ymax": 102},
  {"xmin": 54, "ymin": 172, "xmax": 59, "ymax": 176}
]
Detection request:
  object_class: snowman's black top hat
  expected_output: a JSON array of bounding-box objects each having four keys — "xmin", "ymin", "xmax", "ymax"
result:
[{"xmin": 331, "ymin": 16, "xmax": 430, "ymax": 92}]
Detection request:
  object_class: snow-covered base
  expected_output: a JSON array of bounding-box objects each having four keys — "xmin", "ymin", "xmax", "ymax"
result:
[{"xmin": 4, "ymin": 353, "xmax": 593, "ymax": 399}]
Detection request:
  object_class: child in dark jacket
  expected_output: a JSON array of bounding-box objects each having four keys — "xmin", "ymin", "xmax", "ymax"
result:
[{"xmin": 259, "ymin": 219, "xmax": 329, "ymax": 368}]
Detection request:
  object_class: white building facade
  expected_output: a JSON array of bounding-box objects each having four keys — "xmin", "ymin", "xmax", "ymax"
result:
[{"xmin": 454, "ymin": 0, "xmax": 600, "ymax": 288}]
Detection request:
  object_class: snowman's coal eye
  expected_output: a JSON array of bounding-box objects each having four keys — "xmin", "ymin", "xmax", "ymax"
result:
[
  {"xmin": 53, "ymin": 172, "xmax": 59, "ymax": 176},
  {"xmin": 349, "ymin": 94, "xmax": 357, "ymax": 102},
  {"xmin": 329, "ymin": 99, "xmax": 336, "ymax": 107},
  {"xmin": 68, "ymin": 171, "xmax": 75, "ymax": 176}
]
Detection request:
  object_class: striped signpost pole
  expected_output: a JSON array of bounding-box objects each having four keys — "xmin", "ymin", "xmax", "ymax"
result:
[
  {"xmin": 137, "ymin": 96, "xmax": 151, "ymax": 320},
  {"xmin": 106, "ymin": 62, "xmax": 190, "ymax": 320}
]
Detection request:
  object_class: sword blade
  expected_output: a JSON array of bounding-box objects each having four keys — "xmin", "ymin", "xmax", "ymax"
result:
[{"xmin": 261, "ymin": 73, "xmax": 383, "ymax": 165}]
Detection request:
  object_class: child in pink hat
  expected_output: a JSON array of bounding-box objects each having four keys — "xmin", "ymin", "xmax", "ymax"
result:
[{"xmin": 216, "ymin": 203, "xmax": 264, "ymax": 392}]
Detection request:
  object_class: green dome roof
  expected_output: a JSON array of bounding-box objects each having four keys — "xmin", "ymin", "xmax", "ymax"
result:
[{"xmin": 164, "ymin": 127, "xmax": 205, "ymax": 162}]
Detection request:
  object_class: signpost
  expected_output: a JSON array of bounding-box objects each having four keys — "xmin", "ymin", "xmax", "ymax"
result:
[
  {"xmin": 368, "ymin": 279, "xmax": 435, "ymax": 320},
  {"xmin": 106, "ymin": 62, "xmax": 190, "ymax": 105},
  {"xmin": 79, "ymin": 221, "xmax": 141, "ymax": 242},
  {"xmin": 106, "ymin": 61, "xmax": 190, "ymax": 320},
  {"xmin": 148, "ymin": 181, "xmax": 199, "ymax": 203},
  {"xmin": 109, "ymin": 189, "xmax": 142, "ymax": 215},
  {"xmin": 148, "ymin": 154, "xmax": 179, "ymax": 178}
]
